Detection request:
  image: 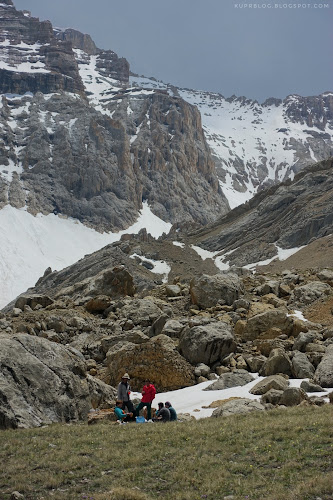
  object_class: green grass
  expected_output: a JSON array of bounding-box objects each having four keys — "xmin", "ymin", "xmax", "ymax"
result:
[{"xmin": 1, "ymin": 406, "xmax": 332, "ymax": 500}]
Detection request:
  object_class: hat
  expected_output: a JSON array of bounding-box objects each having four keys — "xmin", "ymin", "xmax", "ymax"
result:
[{"xmin": 122, "ymin": 373, "xmax": 130, "ymax": 379}]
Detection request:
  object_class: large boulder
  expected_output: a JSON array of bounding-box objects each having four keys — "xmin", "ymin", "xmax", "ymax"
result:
[
  {"xmin": 179, "ymin": 322, "xmax": 236, "ymax": 366},
  {"xmin": 241, "ymin": 308, "xmax": 293, "ymax": 341},
  {"xmin": 314, "ymin": 344, "xmax": 333, "ymax": 388},
  {"xmin": 260, "ymin": 348, "xmax": 292, "ymax": 377},
  {"xmin": 190, "ymin": 273, "xmax": 244, "ymax": 309},
  {"xmin": 118, "ymin": 298, "xmax": 163, "ymax": 327},
  {"xmin": 250, "ymin": 375, "xmax": 289, "ymax": 395},
  {"xmin": 0, "ymin": 333, "xmax": 114, "ymax": 429},
  {"xmin": 211, "ymin": 398, "xmax": 265, "ymax": 418},
  {"xmin": 293, "ymin": 331, "xmax": 318, "ymax": 352},
  {"xmin": 84, "ymin": 266, "xmax": 135, "ymax": 298},
  {"xmin": 279, "ymin": 387, "xmax": 308, "ymax": 406},
  {"xmin": 106, "ymin": 334, "xmax": 195, "ymax": 391},
  {"xmin": 15, "ymin": 294, "xmax": 54, "ymax": 311},
  {"xmin": 291, "ymin": 351, "xmax": 315, "ymax": 379},
  {"xmin": 290, "ymin": 281, "xmax": 331, "ymax": 307},
  {"xmin": 204, "ymin": 369, "xmax": 254, "ymax": 390}
]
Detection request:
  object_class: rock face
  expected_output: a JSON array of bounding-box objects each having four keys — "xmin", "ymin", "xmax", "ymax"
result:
[
  {"xmin": 0, "ymin": 3, "xmax": 228, "ymax": 232},
  {"xmin": 106, "ymin": 334, "xmax": 195, "ymax": 391},
  {"xmin": 0, "ymin": 333, "xmax": 116, "ymax": 429},
  {"xmin": 179, "ymin": 322, "xmax": 236, "ymax": 366}
]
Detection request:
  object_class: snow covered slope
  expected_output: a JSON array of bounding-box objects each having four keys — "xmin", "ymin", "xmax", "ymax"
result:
[
  {"xmin": 130, "ymin": 76, "xmax": 333, "ymax": 209},
  {"xmin": 0, "ymin": 202, "xmax": 171, "ymax": 309}
]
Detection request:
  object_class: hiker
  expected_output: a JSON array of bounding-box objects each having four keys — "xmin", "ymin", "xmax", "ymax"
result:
[
  {"xmin": 114, "ymin": 400, "xmax": 132, "ymax": 424},
  {"xmin": 117, "ymin": 373, "xmax": 135, "ymax": 418},
  {"xmin": 154, "ymin": 402, "xmax": 170, "ymax": 422},
  {"xmin": 135, "ymin": 379, "xmax": 156, "ymax": 421},
  {"xmin": 165, "ymin": 401, "xmax": 177, "ymax": 421}
]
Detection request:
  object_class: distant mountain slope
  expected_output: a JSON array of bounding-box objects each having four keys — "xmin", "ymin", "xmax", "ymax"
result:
[
  {"xmin": 185, "ymin": 157, "xmax": 333, "ymax": 268},
  {"xmin": 131, "ymin": 76, "xmax": 333, "ymax": 209}
]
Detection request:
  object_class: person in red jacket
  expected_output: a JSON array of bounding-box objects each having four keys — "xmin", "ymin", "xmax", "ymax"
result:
[{"xmin": 135, "ymin": 379, "xmax": 156, "ymax": 421}]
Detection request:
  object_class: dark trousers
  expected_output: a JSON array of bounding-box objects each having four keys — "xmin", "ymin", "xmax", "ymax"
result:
[
  {"xmin": 122, "ymin": 400, "xmax": 135, "ymax": 420},
  {"xmin": 136, "ymin": 402, "xmax": 152, "ymax": 420}
]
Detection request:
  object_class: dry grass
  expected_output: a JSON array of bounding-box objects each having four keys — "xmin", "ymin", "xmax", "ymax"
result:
[{"xmin": 0, "ymin": 405, "xmax": 332, "ymax": 500}]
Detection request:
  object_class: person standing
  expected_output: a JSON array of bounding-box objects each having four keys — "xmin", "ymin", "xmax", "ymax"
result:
[
  {"xmin": 135, "ymin": 379, "xmax": 156, "ymax": 421},
  {"xmin": 117, "ymin": 373, "xmax": 135, "ymax": 417},
  {"xmin": 165, "ymin": 401, "xmax": 177, "ymax": 421}
]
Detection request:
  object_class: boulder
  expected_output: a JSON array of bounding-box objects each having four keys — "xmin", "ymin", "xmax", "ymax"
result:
[
  {"xmin": 190, "ymin": 273, "xmax": 244, "ymax": 309},
  {"xmin": 165, "ymin": 284, "xmax": 182, "ymax": 297},
  {"xmin": 290, "ymin": 281, "xmax": 331, "ymax": 307},
  {"xmin": 85, "ymin": 296, "xmax": 111, "ymax": 313},
  {"xmin": 194, "ymin": 363, "xmax": 211, "ymax": 377},
  {"xmin": 179, "ymin": 322, "xmax": 236, "ymax": 366},
  {"xmin": 106, "ymin": 334, "xmax": 195, "ymax": 391},
  {"xmin": 300, "ymin": 380, "xmax": 325, "ymax": 393},
  {"xmin": 293, "ymin": 331, "xmax": 317, "ymax": 352},
  {"xmin": 118, "ymin": 299, "xmax": 163, "ymax": 327},
  {"xmin": 279, "ymin": 387, "xmax": 307, "ymax": 406},
  {"xmin": 211, "ymin": 398, "xmax": 265, "ymax": 418},
  {"xmin": 0, "ymin": 333, "xmax": 113, "ymax": 429},
  {"xmin": 291, "ymin": 351, "xmax": 315, "ymax": 378},
  {"xmin": 255, "ymin": 280, "xmax": 279, "ymax": 296},
  {"xmin": 204, "ymin": 369, "xmax": 254, "ymax": 390},
  {"xmin": 243, "ymin": 354, "xmax": 267, "ymax": 373},
  {"xmin": 15, "ymin": 294, "xmax": 53, "ymax": 311},
  {"xmin": 250, "ymin": 375, "xmax": 289, "ymax": 395},
  {"xmin": 314, "ymin": 344, "xmax": 333, "ymax": 388},
  {"xmin": 87, "ymin": 266, "xmax": 135, "ymax": 297},
  {"xmin": 316, "ymin": 269, "xmax": 333, "ymax": 284},
  {"xmin": 161, "ymin": 319, "xmax": 185, "ymax": 338},
  {"xmin": 260, "ymin": 389, "xmax": 284, "ymax": 405},
  {"xmin": 242, "ymin": 308, "xmax": 293, "ymax": 341},
  {"xmin": 260, "ymin": 348, "xmax": 292, "ymax": 377}
]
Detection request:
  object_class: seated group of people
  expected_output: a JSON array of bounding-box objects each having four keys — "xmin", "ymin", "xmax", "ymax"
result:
[{"xmin": 115, "ymin": 373, "xmax": 177, "ymax": 424}]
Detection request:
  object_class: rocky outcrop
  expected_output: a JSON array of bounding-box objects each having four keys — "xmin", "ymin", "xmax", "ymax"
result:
[
  {"xmin": 0, "ymin": 333, "xmax": 116, "ymax": 429},
  {"xmin": 250, "ymin": 375, "xmax": 289, "ymax": 395}
]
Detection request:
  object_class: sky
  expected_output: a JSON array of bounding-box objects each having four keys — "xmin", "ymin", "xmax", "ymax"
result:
[{"xmin": 13, "ymin": 0, "xmax": 333, "ymax": 102}]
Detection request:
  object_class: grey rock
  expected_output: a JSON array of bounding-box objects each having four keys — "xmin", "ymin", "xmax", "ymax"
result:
[
  {"xmin": 190, "ymin": 273, "xmax": 244, "ymax": 309},
  {"xmin": 260, "ymin": 348, "xmax": 292, "ymax": 377},
  {"xmin": 179, "ymin": 322, "xmax": 236, "ymax": 366},
  {"xmin": 0, "ymin": 333, "xmax": 114, "ymax": 429},
  {"xmin": 260, "ymin": 389, "xmax": 284, "ymax": 405},
  {"xmin": 243, "ymin": 309, "xmax": 293, "ymax": 341},
  {"xmin": 211, "ymin": 398, "xmax": 265, "ymax": 418},
  {"xmin": 250, "ymin": 375, "xmax": 289, "ymax": 395},
  {"xmin": 314, "ymin": 344, "xmax": 333, "ymax": 388},
  {"xmin": 293, "ymin": 331, "xmax": 318, "ymax": 352},
  {"xmin": 161, "ymin": 319, "xmax": 184, "ymax": 338},
  {"xmin": 194, "ymin": 363, "xmax": 211, "ymax": 377},
  {"xmin": 165, "ymin": 285, "xmax": 182, "ymax": 297},
  {"xmin": 290, "ymin": 281, "xmax": 331, "ymax": 307},
  {"xmin": 300, "ymin": 380, "xmax": 325, "ymax": 393},
  {"xmin": 204, "ymin": 369, "xmax": 254, "ymax": 390},
  {"xmin": 292, "ymin": 351, "xmax": 315, "ymax": 378},
  {"xmin": 280, "ymin": 387, "xmax": 307, "ymax": 406}
]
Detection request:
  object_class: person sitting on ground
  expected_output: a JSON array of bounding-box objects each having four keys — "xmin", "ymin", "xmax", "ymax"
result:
[
  {"xmin": 165, "ymin": 401, "xmax": 177, "ymax": 421},
  {"xmin": 114, "ymin": 400, "xmax": 132, "ymax": 424},
  {"xmin": 154, "ymin": 402, "xmax": 170, "ymax": 422},
  {"xmin": 135, "ymin": 379, "xmax": 156, "ymax": 421},
  {"xmin": 117, "ymin": 373, "xmax": 135, "ymax": 419}
]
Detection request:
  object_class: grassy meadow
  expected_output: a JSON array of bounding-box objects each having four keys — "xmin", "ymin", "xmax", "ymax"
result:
[{"xmin": 1, "ymin": 405, "xmax": 332, "ymax": 500}]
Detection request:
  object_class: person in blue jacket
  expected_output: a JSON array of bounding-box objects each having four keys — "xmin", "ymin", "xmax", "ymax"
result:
[{"xmin": 114, "ymin": 400, "xmax": 132, "ymax": 423}]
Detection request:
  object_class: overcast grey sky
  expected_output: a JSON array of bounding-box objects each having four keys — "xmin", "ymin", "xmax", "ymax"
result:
[{"xmin": 14, "ymin": 0, "xmax": 332, "ymax": 102}]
